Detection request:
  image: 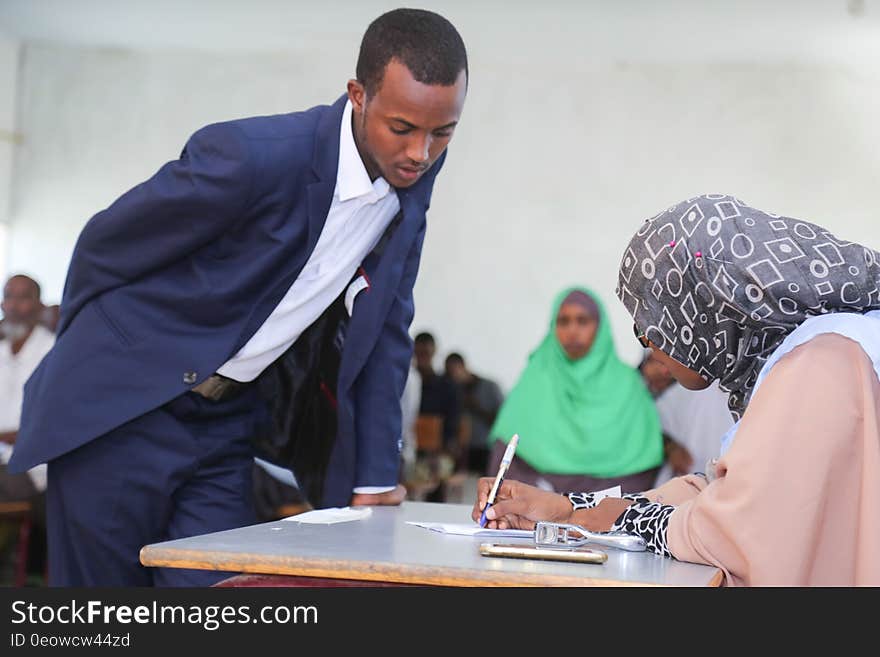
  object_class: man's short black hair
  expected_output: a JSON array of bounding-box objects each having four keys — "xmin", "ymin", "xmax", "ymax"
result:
[
  {"xmin": 445, "ymin": 352, "xmax": 464, "ymax": 367},
  {"xmin": 356, "ymin": 8, "xmax": 468, "ymax": 96},
  {"xmin": 414, "ymin": 332, "xmax": 435, "ymax": 346}
]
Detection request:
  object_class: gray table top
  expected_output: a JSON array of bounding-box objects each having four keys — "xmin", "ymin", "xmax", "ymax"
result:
[{"xmin": 141, "ymin": 501, "xmax": 722, "ymax": 587}]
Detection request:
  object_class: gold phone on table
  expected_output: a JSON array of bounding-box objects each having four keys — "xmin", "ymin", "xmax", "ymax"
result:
[{"xmin": 479, "ymin": 542, "xmax": 607, "ymax": 564}]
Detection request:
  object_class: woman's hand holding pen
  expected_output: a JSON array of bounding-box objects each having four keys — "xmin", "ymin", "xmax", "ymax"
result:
[
  {"xmin": 472, "ymin": 478, "xmax": 637, "ymax": 532},
  {"xmin": 471, "ymin": 478, "xmax": 572, "ymax": 530}
]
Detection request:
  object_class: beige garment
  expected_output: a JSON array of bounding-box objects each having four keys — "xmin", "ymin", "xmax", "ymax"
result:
[
  {"xmin": 665, "ymin": 334, "xmax": 880, "ymax": 586},
  {"xmin": 643, "ymin": 473, "xmax": 708, "ymax": 506}
]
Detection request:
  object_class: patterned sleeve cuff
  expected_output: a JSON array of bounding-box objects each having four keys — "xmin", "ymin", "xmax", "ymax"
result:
[
  {"xmin": 611, "ymin": 499, "xmax": 675, "ymax": 558},
  {"xmin": 568, "ymin": 492, "xmax": 651, "ymax": 510},
  {"xmin": 567, "ymin": 491, "xmax": 600, "ymax": 509}
]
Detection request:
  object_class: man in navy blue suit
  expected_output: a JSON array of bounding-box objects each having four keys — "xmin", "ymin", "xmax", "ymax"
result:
[{"xmin": 9, "ymin": 8, "xmax": 468, "ymax": 586}]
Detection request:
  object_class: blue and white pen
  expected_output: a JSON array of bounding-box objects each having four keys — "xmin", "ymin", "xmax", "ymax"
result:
[{"xmin": 479, "ymin": 433, "xmax": 519, "ymax": 528}]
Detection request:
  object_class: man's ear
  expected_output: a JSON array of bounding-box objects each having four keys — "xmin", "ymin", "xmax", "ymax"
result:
[{"xmin": 347, "ymin": 79, "xmax": 366, "ymax": 115}]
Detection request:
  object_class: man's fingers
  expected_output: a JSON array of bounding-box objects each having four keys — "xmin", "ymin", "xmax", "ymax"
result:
[
  {"xmin": 382, "ymin": 484, "xmax": 406, "ymax": 505},
  {"xmin": 351, "ymin": 484, "xmax": 406, "ymax": 507}
]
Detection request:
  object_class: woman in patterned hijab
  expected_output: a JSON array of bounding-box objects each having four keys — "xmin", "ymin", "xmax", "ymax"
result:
[
  {"xmin": 472, "ymin": 195, "xmax": 880, "ymax": 585},
  {"xmin": 618, "ymin": 193, "xmax": 880, "ymax": 420}
]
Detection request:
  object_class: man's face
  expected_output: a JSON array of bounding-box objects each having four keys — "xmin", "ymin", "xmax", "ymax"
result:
[
  {"xmin": 348, "ymin": 59, "xmax": 467, "ymax": 188},
  {"xmin": 414, "ymin": 341, "xmax": 435, "ymax": 371},
  {"xmin": 445, "ymin": 360, "xmax": 466, "ymax": 384},
  {"xmin": 1, "ymin": 277, "xmax": 41, "ymax": 329}
]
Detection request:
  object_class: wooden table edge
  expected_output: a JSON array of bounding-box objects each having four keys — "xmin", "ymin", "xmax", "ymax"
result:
[{"xmin": 140, "ymin": 546, "xmax": 720, "ymax": 587}]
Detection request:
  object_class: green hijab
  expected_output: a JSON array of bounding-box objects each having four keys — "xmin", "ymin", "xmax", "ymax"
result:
[{"xmin": 490, "ymin": 287, "xmax": 662, "ymax": 477}]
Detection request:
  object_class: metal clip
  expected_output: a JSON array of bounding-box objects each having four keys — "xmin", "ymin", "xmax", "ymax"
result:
[{"xmin": 534, "ymin": 521, "xmax": 646, "ymax": 552}]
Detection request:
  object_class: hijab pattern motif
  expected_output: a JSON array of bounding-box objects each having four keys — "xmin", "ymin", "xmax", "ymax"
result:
[{"xmin": 617, "ymin": 194, "xmax": 880, "ymax": 419}]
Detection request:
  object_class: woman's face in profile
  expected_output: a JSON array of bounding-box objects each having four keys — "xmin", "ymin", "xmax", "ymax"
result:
[
  {"xmin": 645, "ymin": 344, "xmax": 711, "ymax": 390},
  {"xmin": 555, "ymin": 303, "xmax": 598, "ymax": 361}
]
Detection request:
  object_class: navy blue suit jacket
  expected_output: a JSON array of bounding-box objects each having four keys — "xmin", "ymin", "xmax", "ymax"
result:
[{"xmin": 10, "ymin": 95, "xmax": 445, "ymax": 507}]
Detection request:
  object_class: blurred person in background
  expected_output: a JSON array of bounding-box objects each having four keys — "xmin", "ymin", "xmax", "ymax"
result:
[
  {"xmin": 486, "ymin": 286, "xmax": 663, "ymax": 493},
  {"xmin": 444, "ymin": 352, "xmax": 503, "ymax": 474},
  {"xmin": 413, "ymin": 332, "xmax": 461, "ymax": 450},
  {"xmin": 0, "ymin": 275, "xmax": 54, "ymax": 582}
]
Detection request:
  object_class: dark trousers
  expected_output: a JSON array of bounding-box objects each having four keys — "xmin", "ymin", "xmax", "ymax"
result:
[{"xmin": 47, "ymin": 388, "xmax": 263, "ymax": 586}]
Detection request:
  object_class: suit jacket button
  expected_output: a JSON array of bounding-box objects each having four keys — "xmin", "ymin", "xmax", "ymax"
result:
[{"xmin": 183, "ymin": 371, "xmax": 198, "ymax": 384}]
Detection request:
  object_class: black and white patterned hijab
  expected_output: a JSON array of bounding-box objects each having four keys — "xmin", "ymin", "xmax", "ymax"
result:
[{"xmin": 616, "ymin": 194, "xmax": 880, "ymax": 420}]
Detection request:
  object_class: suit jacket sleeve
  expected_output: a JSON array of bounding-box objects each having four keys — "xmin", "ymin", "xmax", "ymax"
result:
[
  {"xmin": 350, "ymin": 150, "xmax": 447, "ymax": 488},
  {"xmin": 352, "ymin": 221, "xmax": 427, "ymax": 488},
  {"xmin": 58, "ymin": 122, "xmax": 254, "ymax": 334}
]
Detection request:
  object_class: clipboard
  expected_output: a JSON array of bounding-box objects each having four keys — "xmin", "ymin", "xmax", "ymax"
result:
[{"xmin": 479, "ymin": 542, "xmax": 607, "ymax": 564}]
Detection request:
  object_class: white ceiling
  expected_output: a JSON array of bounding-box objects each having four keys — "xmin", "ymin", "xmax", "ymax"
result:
[{"xmin": 0, "ymin": 0, "xmax": 879, "ymax": 63}]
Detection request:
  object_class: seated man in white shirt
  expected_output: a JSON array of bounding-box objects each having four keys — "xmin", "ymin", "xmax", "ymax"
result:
[
  {"xmin": 0, "ymin": 275, "xmax": 54, "ymax": 579},
  {"xmin": 0, "ymin": 274, "xmax": 54, "ymax": 501}
]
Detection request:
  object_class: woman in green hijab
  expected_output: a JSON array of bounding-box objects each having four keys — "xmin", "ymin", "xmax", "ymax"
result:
[{"xmin": 487, "ymin": 287, "xmax": 663, "ymax": 493}]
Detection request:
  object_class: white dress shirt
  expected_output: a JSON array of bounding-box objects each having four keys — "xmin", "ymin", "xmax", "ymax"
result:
[
  {"xmin": 0, "ymin": 324, "xmax": 55, "ymax": 492},
  {"xmin": 219, "ymin": 100, "xmax": 399, "ymax": 381},
  {"xmin": 218, "ymin": 100, "xmax": 400, "ymax": 494}
]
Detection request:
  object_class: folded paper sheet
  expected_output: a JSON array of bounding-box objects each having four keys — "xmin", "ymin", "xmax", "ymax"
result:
[
  {"xmin": 283, "ymin": 507, "xmax": 373, "ymax": 524},
  {"xmin": 406, "ymin": 522, "xmax": 533, "ymax": 539}
]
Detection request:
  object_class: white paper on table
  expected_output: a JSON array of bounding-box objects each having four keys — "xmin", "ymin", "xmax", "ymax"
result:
[
  {"xmin": 406, "ymin": 522, "xmax": 533, "ymax": 538},
  {"xmin": 283, "ymin": 507, "xmax": 373, "ymax": 524},
  {"xmin": 589, "ymin": 485, "xmax": 622, "ymax": 501}
]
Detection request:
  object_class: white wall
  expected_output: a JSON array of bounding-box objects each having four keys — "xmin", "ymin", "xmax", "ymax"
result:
[
  {"xmin": 9, "ymin": 45, "xmax": 351, "ymax": 301},
  {"xmin": 0, "ymin": 32, "xmax": 19, "ymax": 279},
  {"xmin": 5, "ymin": 2, "xmax": 880, "ymax": 390}
]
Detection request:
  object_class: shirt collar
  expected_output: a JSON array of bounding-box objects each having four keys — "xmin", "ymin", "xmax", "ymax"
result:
[{"xmin": 336, "ymin": 100, "xmax": 391, "ymax": 203}]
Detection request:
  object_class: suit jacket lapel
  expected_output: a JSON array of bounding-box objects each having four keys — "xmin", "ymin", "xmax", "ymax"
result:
[
  {"xmin": 339, "ymin": 190, "xmax": 423, "ymax": 390},
  {"xmin": 305, "ymin": 95, "xmax": 347, "ymax": 252}
]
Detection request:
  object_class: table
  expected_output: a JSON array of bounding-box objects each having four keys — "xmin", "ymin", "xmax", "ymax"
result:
[{"xmin": 140, "ymin": 501, "xmax": 722, "ymax": 587}]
